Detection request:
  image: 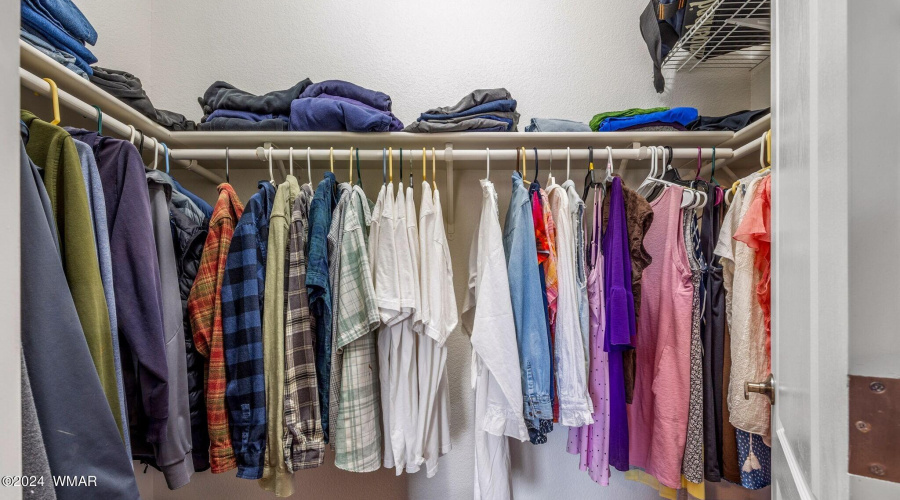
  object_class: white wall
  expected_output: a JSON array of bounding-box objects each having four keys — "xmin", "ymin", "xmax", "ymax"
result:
[
  {"xmin": 78, "ymin": 0, "xmax": 753, "ymax": 128},
  {"xmin": 72, "ymin": 2, "xmax": 770, "ymax": 499}
]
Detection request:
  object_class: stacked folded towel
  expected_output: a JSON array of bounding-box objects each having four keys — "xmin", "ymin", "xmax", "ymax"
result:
[
  {"xmin": 290, "ymin": 80, "xmax": 404, "ymax": 132},
  {"xmin": 405, "ymin": 88, "xmax": 520, "ymax": 133},
  {"xmin": 21, "ymin": 0, "xmax": 98, "ymax": 77},
  {"xmin": 590, "ymin": 107, "xmax": 698, "ymax": 132},
  {"xmin": 91, "ymin": 66, "xmax": 195, "ymax": 131},
  {"xmin": 197, "ymin": 79, "xmax": 312, "ymax": 131}
]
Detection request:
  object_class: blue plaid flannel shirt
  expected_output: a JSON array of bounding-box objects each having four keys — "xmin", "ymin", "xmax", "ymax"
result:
[{"xmin": 222, "ymin": 180, "xmax": 276, "ymax": 479}]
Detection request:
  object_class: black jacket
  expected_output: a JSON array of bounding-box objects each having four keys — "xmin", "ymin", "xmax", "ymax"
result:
[{"xmin": 170, "ymin": 206, "xmax": 211, "ymax": 472}]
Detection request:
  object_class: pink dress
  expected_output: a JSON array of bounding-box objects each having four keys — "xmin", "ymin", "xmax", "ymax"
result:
[
  {"xmin": 567, "ymin": 190, "xmax": 611, "ymax": 485},
  {"xmin": 627, "ymin": 186, "xmax": 694, "ymax": 489}
]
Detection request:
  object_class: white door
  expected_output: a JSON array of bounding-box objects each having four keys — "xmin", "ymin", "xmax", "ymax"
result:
[{"xmin": 771, "ymin": 0, "xmax": 849, "ymax": 498}]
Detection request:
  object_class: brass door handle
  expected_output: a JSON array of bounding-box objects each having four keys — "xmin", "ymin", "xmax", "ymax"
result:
[{"xmin": 744, "ymin": 373, "xmax": 775, "ymax": 405}]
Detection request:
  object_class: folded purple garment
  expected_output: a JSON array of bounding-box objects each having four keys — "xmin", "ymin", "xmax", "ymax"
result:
[
  {"xmin": 289, "ymin": 98, "xmax": 403, "ymax": 132},
  {"xmin": 299, "ymin": 80, "xmax": 393, "ymax": 111},
  {"xmin": 316, "ymin": 94, "xmax": 403, "ymax": 131},
  {"xmin": 206, "ymin": 109, "xmax": 288, "ymax": 123}
]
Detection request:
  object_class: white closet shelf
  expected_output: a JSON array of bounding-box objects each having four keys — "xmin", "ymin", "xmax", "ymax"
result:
[{"xmin": 20, "ymin": 39, "xmax": 769, "ymax": 177}]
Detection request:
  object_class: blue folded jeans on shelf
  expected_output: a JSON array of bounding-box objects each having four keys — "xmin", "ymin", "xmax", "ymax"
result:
[
  {"xmin": 20, "ymin": 28, "xmax": 88, "ymax": 79},
  {"xmin": 21, "ymin": 2, "xmax": 96, "ymax": 74}
]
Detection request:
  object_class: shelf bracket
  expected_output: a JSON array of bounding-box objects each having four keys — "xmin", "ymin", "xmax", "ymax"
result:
[
  {"xmin": 619, "ymin": 142, "xmax": 641, "ymax": 176},
  {"xmin": 445, "ymin": 142, "xmax": 455, "ymax": 238}
]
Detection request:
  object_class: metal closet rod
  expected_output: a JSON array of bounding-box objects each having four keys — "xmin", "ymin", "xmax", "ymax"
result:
[
  {"xmin": 20, "ymin": 68, "xmax": 225, "ymax": 184},
  {"xmin": 170, "ymin": 146, "xmax": 734, "ymax": 163}
]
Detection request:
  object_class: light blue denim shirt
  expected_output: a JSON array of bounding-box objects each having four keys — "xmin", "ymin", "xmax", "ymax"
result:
[{"xmin": 502, "ymin": 171, "xmax": 553, "ymax": 430}]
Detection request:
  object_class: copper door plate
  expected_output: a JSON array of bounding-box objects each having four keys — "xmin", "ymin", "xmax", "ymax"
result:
[{"xmin": 849, "ymin": 375, "xmax": 900, "ymax": 482}]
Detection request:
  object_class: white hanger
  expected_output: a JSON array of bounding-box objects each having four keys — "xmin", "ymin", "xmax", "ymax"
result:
[
  {"xmin": 289, "ymin": 147, "xmax": 294, "ymax": 177},
  {"xmin": 485, "ymin": 147, "xmax": 490, "ymax": 180},
  {"xmin": 566, "ymin": 147, "xmax": 571, "ymax": 181},
  {"xmin": 759, "ymin": 132, "xmax": 767, "ymax": 169},
  {"xmin": 151, "ymin": 141, "xmax": 160, "ymax": 170},
  {"xmin": 605, "ymin": 146, "xmax": 614, "ymax": 184},
  {"xmin": 306, "ymin": 147, "xmax": 312, "ymax": 184},
  {"xmin": 267, "ymin": 146, "xmax": 275, "ymax": 185},
  {"xmin": 127, "ymin": 124, "xmax": 137, "ymax": 144},
  {"xmin": 547, "ymin": 150, "xmax": 555, "ymax": 186}
]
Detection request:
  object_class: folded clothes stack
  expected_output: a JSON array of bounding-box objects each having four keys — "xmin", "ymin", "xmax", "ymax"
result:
[
  {"xmin": 591, "ymin": 107, "xmax": 698, "ymax": 132},
  {"xmin": 405, "ymin": 88, "xmax": 520, "ymax": 133},
  {"xmin": 21, "ymin": 0, "xmax": 98, "ymax": 78},
  {"xmin": 290, "ymin": 80, "xmax": 403, "ymax": 132},
  {"xmin": 525, "ymin": 118, "xmax": 591, "ymax": 132},
  {"xmin": 687, "ymin": 107, "xmax": 770, "ymax": 131},
  {"xmin": 91, "ymin": 66, "xmax": 196, "ymax": 131},
  {"xmin": 197, "ymin": 79, "xmax": 312, "ymax": 131}
]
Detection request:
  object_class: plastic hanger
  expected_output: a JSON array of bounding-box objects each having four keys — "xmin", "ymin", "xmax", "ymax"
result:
[
  {"xmin": 547, "ymin": 149, "xmax": 555, "ymax": 186},
  {"xmin": 151, "ymin": 141, "xmax": 160, "ymax": 170},
  {"xmin": 42, "ymin": 78, "xmax": 61, "ymax": 125},
  {"xmin": 306, "ymin": 147, "xmax": 312, "ymax": 184},
  {"xmin": 604, "ymin": 146, "xmax": 614, "ymax": 184},
  {"xmin": 349, "ymin": 146, "xmax": 354, "ymax": 185},
  {"xmin": 225, "ymin": 147, "xmax": 231, "ymax": 184},
  {"xmin": 566, "ymin": 147, "xmax": 571, "ymax": 181},
  {"xmin": 581, "ymin": 146, "xmax": 597, "ymax": 201},
  {"xmin": 127, "ymin": 124, "xmax": 137, "ymax": 144},
  {"xmin": 289, "ymin": 147, "xmax": 294, "ymax": 177},
  {"xmin": 137, "ymin": 130, "xmax": 145, "ymax": 157},
  {"xmin": 532, "ymin": 147, "xmax": 540, "ymax": 184},
  {"xmin": 382, "ymin": 148, "xmax": 387, "ymax": 186},
  {"xmin": 267, "ymin": 146, "xmax": 275, "ymax": 185},
  {"xmin": 409, "ymin": 149, "xmax": 413, "ymax": 187},
  {"xmin": 399, "ymin": 148, "xmax": 403, "ymax": 185},
  {"xmin": 388, "ymin": 147, "xmax": 393, "ymax": 184},
  {"xmin": 329, "ymin": 147, "xmax": 335, "ymax": 176},
  {"xmin": 431, "ymin": 147, "xmax": 436, "ymax": 191},
  {"xmin": 163, "ymin": 143, "xmax": 170, "ymax": 174},
  {"xmin": 485, "ymin": 147, "xmax": 490, "ymax": 181},
  {"xmin": 522, "ymin": 147, "xmax": 530, "ymax": 185},
  {"xmin": 92, "ymin": 105, "xmax": 103, "ymax": 134}
]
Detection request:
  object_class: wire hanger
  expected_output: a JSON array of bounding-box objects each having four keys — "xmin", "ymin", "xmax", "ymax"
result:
[
  {"xmin": 92, "ymin": 105, "xmax": 103, "ymax": 134},
  {"xmin": 289, "ymin": 147, "xmax": 294, "ymax": 177},
  {"xmin": 42, "ymin": 78, "xmax": 61, "ymax": 125},
  {"xmin": 485, "ymin": 147, "xmax": 490, "ymax": 180},
  {"xmin": 306, "ymin": 147, "xmax": 312, "ymax": 184},
  {"xmin": 268, "ymin": 146, "xmax": 275, "ymax": 185},
  {"xmin": 355, "ymin": 147, "xmax": 363, "ymax": 188},
  {"xmin": 225, "ymin": 147, "xmax": 230, "ymax": 183}
]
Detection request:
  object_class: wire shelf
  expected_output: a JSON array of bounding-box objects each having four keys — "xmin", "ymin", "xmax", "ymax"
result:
[{"xmin": 662, "ymin": 0, "xmax": 770, "ymax": 72}]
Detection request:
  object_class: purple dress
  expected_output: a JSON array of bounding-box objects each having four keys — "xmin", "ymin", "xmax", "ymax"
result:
[
  {"xmin": 602, "ymin": 177, "xmax": 635, "ymax": 471},
  {"xmin": 567, "ymin": 189, "xmax": 610, "ymax": 485}
]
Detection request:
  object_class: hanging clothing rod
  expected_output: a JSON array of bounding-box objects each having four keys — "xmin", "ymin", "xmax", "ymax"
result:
[
  {"xmin": 169, "ymin": 146, "xmax": 734, "ymax": 163},
  {"xmin": 20, "ymin": 68, "xmax": 225, "ymax": 185}
]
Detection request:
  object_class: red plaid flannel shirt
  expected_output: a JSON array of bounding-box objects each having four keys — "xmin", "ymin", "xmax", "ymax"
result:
[{"xmin": 187, "ymin": 184, "xmax": 243, "ymax": 473}]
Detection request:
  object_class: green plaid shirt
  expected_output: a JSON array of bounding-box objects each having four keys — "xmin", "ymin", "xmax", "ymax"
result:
[{"xmin": 332, "ymin": 186, "xmax": 382, "ymax": 472}]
